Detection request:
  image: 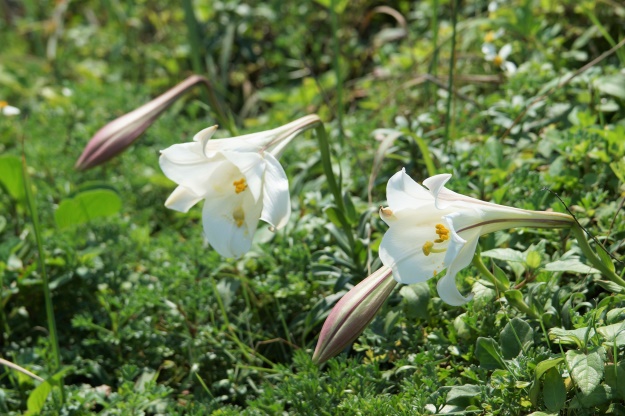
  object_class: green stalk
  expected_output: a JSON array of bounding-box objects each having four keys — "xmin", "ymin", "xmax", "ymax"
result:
[
  {"xmin": 182, "ymin": 0, "xmax": 236, "ymax": 133},
  {"xmin": 443, "ymin": 0, "xmax": 458, "ymax": 150},
  {"xmin": 428, "ymin": 0, "xmax": 439, "ymax": 102},
  {"xmin": 408, "ymin": 133, "xmax": 437, "ymax": 177},
  {"xmin": 572, "ymin": 225, "xmax": 625, "ymax": 288},
  {"xmin": 182, "ymin": 0, "xmax": 204, "ymax": 78},
  {"xmin": 315, "ymin": 124, "xmax": 355, "ymax": 256},
  {"xmin": 472, "ymin": 253, "xmax": 508, "ymax": 293},
  {"xmin": 329, "ymin": 0, "xmax": 345, "ymax": 145},
  {"xmin": 21, "ymin": 154, "xmax": 64, "ymax": 403},
  {"xmin": 584, "ymin": 10, "xmax": 625, "ymax": 65}
]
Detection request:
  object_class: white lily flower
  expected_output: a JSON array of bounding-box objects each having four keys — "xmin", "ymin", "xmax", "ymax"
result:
[
  {"xmin": 159, "ymin": 115, "xmax": 320, "ymax": 258},
  {"xmin": 0, "ymin": 101, "xmax": 20, "ymax": 116},
  {"xmin": 378, "ymin": 169, "xmax": 574, "ymax": 306},
  {"xmin": 482, "ymin": 43, "xmax": 517, "ymax": 74}
]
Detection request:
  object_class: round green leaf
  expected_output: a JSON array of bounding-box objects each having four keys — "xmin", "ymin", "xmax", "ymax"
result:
[{"xmin": 55, "ymin": 189, "xmax": 122, "ymax": 229}]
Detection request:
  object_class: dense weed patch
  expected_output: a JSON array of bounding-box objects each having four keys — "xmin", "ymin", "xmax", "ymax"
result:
[{"xmin": 1, "ymin": 0, "xmax": 625, "ymax": 414}]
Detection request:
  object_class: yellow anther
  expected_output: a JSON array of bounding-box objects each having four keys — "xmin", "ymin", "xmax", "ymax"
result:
[
  {"xmin": 435, "ymin": 223, "xmax": 450, "ymax": 241},
  {"xmin": 0, "ymin": 101, "xmax": 7, "ymax": 108},
  {"xmin": 484, "ymin": 31, "xmax": 495, "ymax": 43},
  {"xmin": 233, "ymin": 178, "xmax": 248, "ymax": 194},
  {"xmin": 380, "ymin": 206, "xmax": 393, "ymax": 217},
  {"xmin": 422, "ymin": 241, "xmax": 434, "ymax": 256},
  {"xmin": 233, "ymin": 208, "xmax": 245, "ymax": 228},
  {"xmin": 493, "ymin": 55, "xmax": 504, "ymax": 67}
]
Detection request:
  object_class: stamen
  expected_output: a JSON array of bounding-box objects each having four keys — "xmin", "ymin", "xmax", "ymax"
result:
[
  {"xmin": 233, "ymin": 208, "xmax": 245, "ymax": 228},
  {"xmin": 380, "ymin": 206, "xmax": 393, "ymax": 217},
  {"xmin": 423, "ymin": 224, "xmax": 452, "ymax": 256},
  {"xmin": 493, "ymin": 55, "xmax": 504, "ymax": 66},
  {"xmin": 422, "ymin": 241, "xmax": 434, "ymax": 256},
  {"xmin": 435, "ymin": 223, "xmax": 450, "ymax": 241},
  {"xmin": 484, "ymin": 31, "xmax": 495, "ymax": 43},
  {"xmin": 233, "ymin": 178, "xmax": 248, "ymax": 194},
  {"xmin": 0, "ymin": 101, "xmax": 7, "ymax": 108}
]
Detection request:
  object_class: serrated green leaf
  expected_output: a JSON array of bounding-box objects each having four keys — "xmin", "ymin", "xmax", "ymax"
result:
[
  {"xmin": 500, "ymin": 317, "xmax": 533, "ymax": 359},
  {"xmin": 566, "ymin": 347, "xmax": 605, "ymax": 396},
  {"xmin": 475, "ymin": 337, "xmax": 505, "ymax": 370},
  {"xmin": 54, "ymin": 189, "xmax": 122, "ymax": 229},
  {"xmin": 543, "ymin": 367, "xmax": 566, "ymax": 412}
]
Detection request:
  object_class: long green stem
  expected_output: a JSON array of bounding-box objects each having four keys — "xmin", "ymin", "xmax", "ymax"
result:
[
  {"xmin": 182, "ymin": 0, "xmax": 236, "ymax": 133},
  {"xmin": 427, "ymin": 0, "xmax": 439, "ymax": 102},
  {"xmin": 572, "ymin": 225, "xmax": 625, "ymax": 287},
  {"xmin": 443, "ymin": 0, "xmax": 458, "ymax": 150},
  {"xmin": 21, "ymin": 154, "xmax": 64, "ymax": 403},
  {"xmin": 472, "ymin": 253, "xmax": 508, "ymax": 293},
  {"xmin": 408, "ymin": 133, "xmax": 437, "ymax": 177},
  {"xmin": 315, "ymin": 124, "xmax": 355, "ymax": 256},
  {"xmin": 329, "ymin": 0, "xmax": 345, "ymax": 145}
]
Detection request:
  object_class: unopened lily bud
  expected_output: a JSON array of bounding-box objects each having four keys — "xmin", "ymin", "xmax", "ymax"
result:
[
  {"xmin": 75, "ymin": 75, "xmax": 210, "ymax": 170},
  {"xmin": 313, "ymin": 267, "xmax": 396, "ymax": 364}
]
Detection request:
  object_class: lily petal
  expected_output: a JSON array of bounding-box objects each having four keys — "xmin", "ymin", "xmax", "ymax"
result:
[
  {"xmin": 437, "ymin": 270, "xmax": 474, "ymax": 306},
  {"xmin": 202, "ymin": 196, "xmax": 255, "ymax": 258},
  {"xmin": 193, "ymin": 125, "xmax": 218, "ymax": 143},
  {"xmin": 220, "ymin": 150, "xmax": 265, "ymax": 202},
  {"xmin": 423, "ymin": 173, "xmax": 461, "ymax": 210},
  {"xmin": 164, "ymin": 186, "xmax": 203, "ymax": 212},
  {"xmin": 379, "ymin": 210, "xmax": 447, "ymax": 284},
  {"xmin": 159, "ymin": 145, "xmax": 225, "ymax": 196},
  {"xmin": 385, "ymin": 168, "xmax": 433, "ymax": 216},
  {"xmin": 260, "ymin": 153, "xmax": 291, "ymax": 230}
]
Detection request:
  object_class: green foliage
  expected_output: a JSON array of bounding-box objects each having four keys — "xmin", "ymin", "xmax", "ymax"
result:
[
  {"xmin": 1, "ymin": 0, "xmax": 625, "ymax": 414},
  {"xmin": 54, "ymin": 189, "xmax": 122, "ymax": 229},
  {"xmin": 0, "ymin": 155, "xmax": 25, "ymax": 204}
]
